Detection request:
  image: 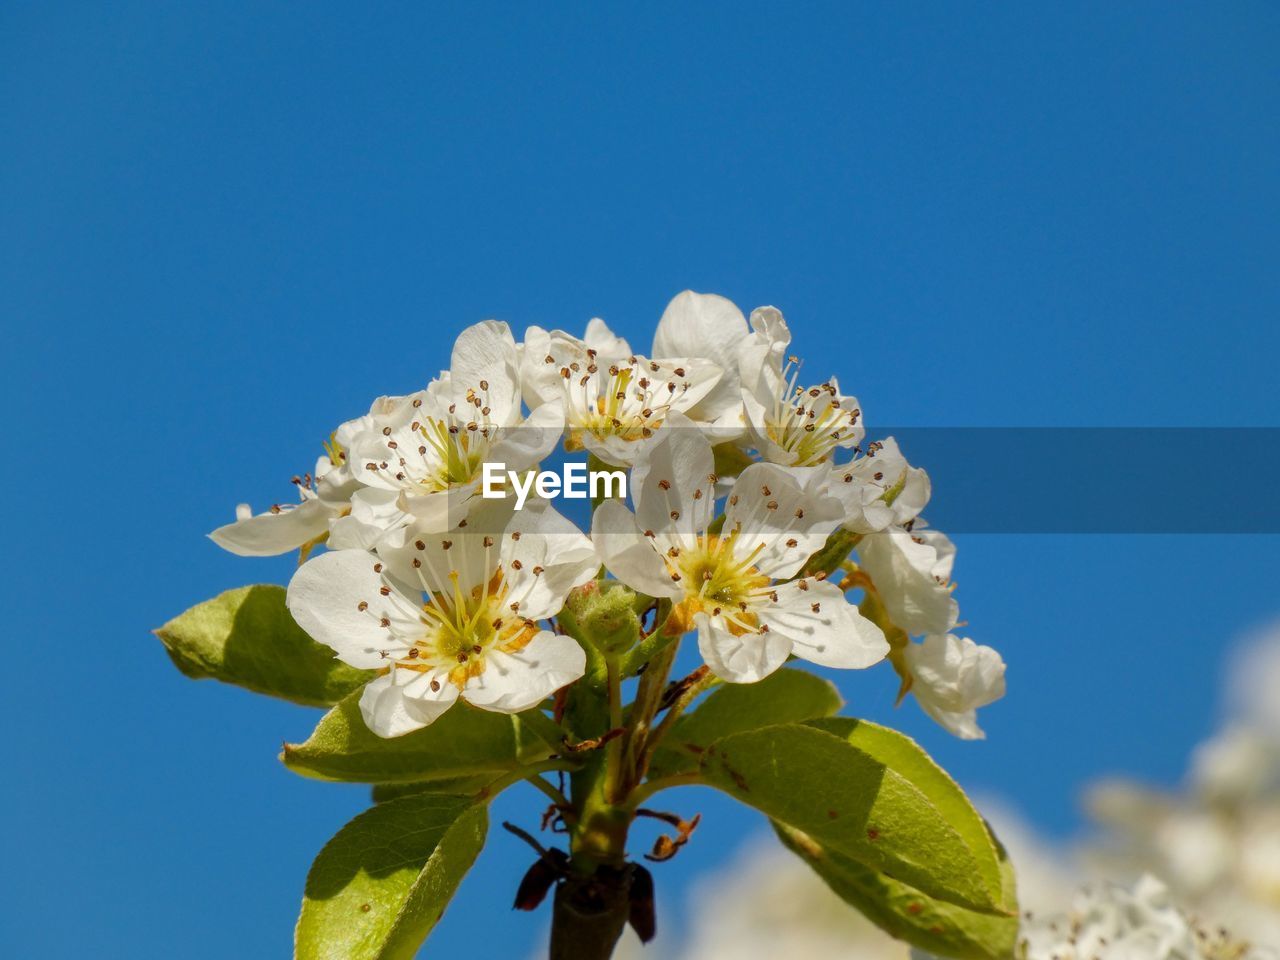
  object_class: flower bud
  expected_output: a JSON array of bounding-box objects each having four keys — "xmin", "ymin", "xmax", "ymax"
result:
[{"xmin": 564, "ymin": 579, "xmax": 643, "ymax": 656}]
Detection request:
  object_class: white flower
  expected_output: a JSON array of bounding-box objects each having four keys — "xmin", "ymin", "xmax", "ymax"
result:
[
  {"xmin": 651, "ymin": 290, "xmax": 752, "ymax": 437},
  {"xmin": 856, "ymin": 525, "xmax": 959, "ymax": 636},
  {"xmin": 326, "ymin": 487, "xmax": 412, "ymax": 551},
  {"xmin": 592, "ymin": 420, "xmax": 887, "ymax": 683},
  {"xmin": 285, "ymin": 499, "xmax": 596, "ymax": 737},
  {"xmin": 821, "ymin": 438, "xmax": 932, "ymax": 533},
  {"xmin": 520, "ymin": 322, "xmax": 723, "ymax": 467},
  {"xmin": 207, "ymin": 397, "xmax": 388, "ymax": 556},
  {"xmin": 736, "ymin": 306, "xmax": 864, "ymax": 467},
  {"xmin": 583, "ymin": 316, "xmax": 633, "ymax": 360},
  {"xmin": 353, "ymin": 321, "xmax": 565, "ymax": 534},
  {"xmin": 1228, "ymin": 622, "xmax": 1280, "ymax": 738},
  {"xmin": 666, "ymin": 837, "xmax": 911, "ymax": 960},
  {"xmin": 1001, "ymin": 874, "xmax": 1276, "ymax": 960},
  {"xmin": 209, "ymin": 468, "xmax": 343, "ymax": 557},
  {"xmin": 903, "ymin": 634, "xmax": 1006, "ymax": 740},
  {"xmin": 1191, "ymin": 726, "xmax": 1278, "ymax": 803}
]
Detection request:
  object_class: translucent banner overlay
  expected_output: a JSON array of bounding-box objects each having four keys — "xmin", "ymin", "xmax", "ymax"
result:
[
  {"xmin": 880, "ymin": 427, "xmax": 1280, "ymax": 534},
  {"xmin": 378, "ymin": 426, "xmax": 1280, "ymax": 535}
]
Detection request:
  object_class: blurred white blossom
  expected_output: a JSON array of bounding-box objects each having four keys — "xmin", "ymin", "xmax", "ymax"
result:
[
  {"xmin": 997, "ymin": 874, "xmax": 1275, "ymax": 960},
  {"xmin": 635, "ymin": 626, "xmax": 1280, "ymax": 960},
  {"xmin": 1083, "ymin": 624, "xmax": 1280, "ymax": 951}
]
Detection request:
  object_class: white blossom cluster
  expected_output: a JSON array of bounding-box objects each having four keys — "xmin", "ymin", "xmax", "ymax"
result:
[
  {"xmin": 211, "ymin": 291, "xmax": 1006, "ymax": 739},
  {"xmin": 1003, "ymin": 874, "xmax": 1275, "ymax": 960},
  {"xmin": 1082, "ymin": 626, "xmax": 1280, "ymax": 952}
]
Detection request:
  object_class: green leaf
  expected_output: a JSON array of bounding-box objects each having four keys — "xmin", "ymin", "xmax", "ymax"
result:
[
  {"xmin": 806, "ymin": 717, "xmax": 1008, "ymax": 908},
  {"xmin": 698, "ymin": 722, "xmax": 1005, "ymax": 913},
  {"xmin": 283, "ymin": 691, "xmax": 555, "ymax": 783},
  {"xmin": 774, "ymin": 820, "xmax": 1018, "ymax": 960},
  {"xmin": 370, "ymin": 777, "xmax": 494, "ymax": 803},
  {"xmin": 648, "ymin": 668, "xmax": 842, "ymax": 778},
  {"xmin": 154, "ymin": 585, "xmax": 373, "ymax": 707},
  {"xmin": 296, "ymin": 795, "xmax": 487, "ymax": 960}
]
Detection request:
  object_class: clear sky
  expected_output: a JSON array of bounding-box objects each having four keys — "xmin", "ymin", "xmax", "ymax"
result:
[{"xmin": 3, "ymin": 3, "xmax": 1278, "ymax": 957}]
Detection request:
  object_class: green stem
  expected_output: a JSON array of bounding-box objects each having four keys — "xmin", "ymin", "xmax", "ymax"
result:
[
  {"xmin": 477, "ymin": 759, "xmax": 581, "ymax": 802},
  {"xmin": 619, "ymin": 599, "xmax": 675, "ymax": 676},
  {"xmin": 561, "ymin": 731, "xmax": 632, "ymax": 956},
  {"xmin": 550, "ymin": 597, "xmax": 685, "ymax": 959},
  {"xmin": 549, "ymin": 864, "xmax": 634, "ymax": 960},
  {"xmin": 620, "ymin": 641, "xmax": 677, "ymax": 795},
  {"xmin": 604, "ymin": 654, "xmax": 624, "ymax": 802},
  {"xmin": 628, "ymin": 771, "xmax": 702, "ymax": 807},
  {"xmin": 640, "ymin": 669, "xmax": 719, "ymax": 768},
  {"xmin": 525, "ymin": 774, "xmax": 571, "ymax": 810}
]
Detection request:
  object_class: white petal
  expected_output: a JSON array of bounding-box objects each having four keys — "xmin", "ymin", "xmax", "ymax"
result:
[
  {"xmin": 327, "ymin": 487, "xmax": 409, "ymax": 551},
  {"xmin": 695, "ymin": 611, "xmax": 793, "ymax": 683},
  {"xmin": 359, "ymin": 669, "xmax": 460, "ymax": 738},
  {"xmin": 519, "ymin": 325, "xmax": 560, "ymax": 408},
  {"xmin": 286, "ymin": 550, "xmax": 419, "ymax": 669},
  {"xmin": 579, "ymin": 430, "xmax": 668, "ymax": 469},
  {"xmin": 658, "ymin": 356, "xmax": 725, "ymax": 418},
  {"xmin": 747, "ymin": 305, "xmax": 790, "ymax": 349},
  {"xmin": 489, "ymin": 402, "xmax": 565, "ymax": 472},
  {"xmin": 450, "ymin": 320, "xmax": 521, "ymax": 425},
  {"xmin": 462, "ymin": 630, "xmax": 586, "ymax": 713},
  {"xmin": 693, "ymin": 401, "xmax": 747, "ymax": 444},
  {"xmin": 209, "ymin": 497, "xmax": 334, "ymax": 557},
  {"xmin": 857, "ymin": 529, "xmax": 959, "ymax": 635},
  {"xmin": 631, "ymin": 414, "xmax": 716, "ymax": 539},
  {"xmin": 873, "ymin": 437, "xmax": 931, "ymax": 526},
  {"xmin": 725, "ymin": 462, "xmax": 842, "ymax": 578},
  {"xmin": 518, "ymin": 326, "xmax": 594, "ymax": 410},
  {"xmin": 583, "ymin": 317, "xmax": 632, "ymax": 359},
  {"xmin": 590, "ymin": 499, "xmax": 681, "ymax": 599},
  {"xmin": 824, "ymin": 439, "xmax": 932, "ymax": 535},
  {"xmin": 905, "ymin": 634, "xmax": 1006, "ymax": 714},
  {"xmin": 761, "ymin": 580, "xmax": 888, "ymax": 669},
  {"xmin": 652, "ymin": 291, "xmax": 748, "ymax": 421},
  {"xmin": 501, "ymin": 501, "xmax": 598, "ymax": 621},
  {"xmin": 398, "ymin": 482, "xmax": 485, "ymax": 535},
  {"xmin": 380, "ymin": 498, "xmax": 514, "ymax": 598},
  {"xmin": 736, "ymin": 306, "xmax": 792, "ymax": 397},
  {"xmin": 349, "ymin": 390, "xmax": 449, "ymax": 493},
  {"xmin": 740, "ymin": 385, "xmax": 793, "ymax": 465},
  {"xmin": 917, "ymin": 528, "xmax": 956, "ymax": 581},
  {"xmin": 918, "ymin": 705, "xmax": 985, "ymax": 740}
]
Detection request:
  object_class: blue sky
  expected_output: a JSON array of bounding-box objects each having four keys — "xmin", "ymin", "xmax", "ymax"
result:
[{"xmin": 3, "ymin": 3, "xmax": 1278, "ymax": 957}]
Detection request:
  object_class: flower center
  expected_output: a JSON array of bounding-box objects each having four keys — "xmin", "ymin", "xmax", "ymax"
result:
[
  {"xmin": 547, "ymin": 350, "xmax": 691, "ymax": 447},
  {"xmin": 661, "ymin": 533, "xmax": 771, "ymax": 635},
  {"xmin": 363, "ymin": 388, "xmax": 499, "ymax": 493},
  {"xmin": 417, "ymin": 417, "xmax": 490, "ymax": 490},
  {"xmin": 393, "ymin": 559, "xmax": 537, "ymax": 689},
  {"xmin": 765, "ymin": 356, "xmax": 860, "ymax": 466}
]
